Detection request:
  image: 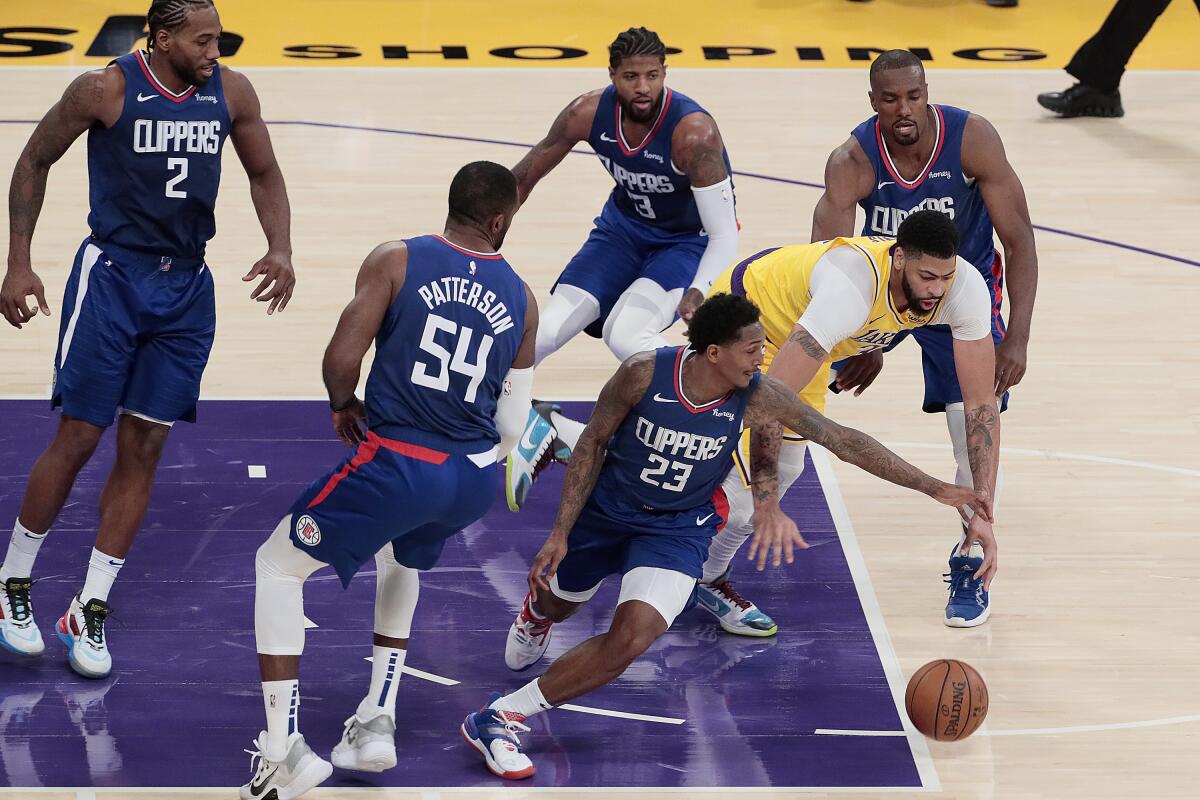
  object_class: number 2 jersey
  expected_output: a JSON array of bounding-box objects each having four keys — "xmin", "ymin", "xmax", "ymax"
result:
[
  {"xmin": 593, "ymin": 346, "xmax": 758, "ymax": 515},
  {"xmin": 587, "ymin": 85, "xmax": 733, "ymax": 235},
  {"xmin": 364, "ymin": 235, "xmax": 528, "ymax": 456},
  {"xmin": 88, "ymin": 50, "xmax": 229, "ymax": 260}
]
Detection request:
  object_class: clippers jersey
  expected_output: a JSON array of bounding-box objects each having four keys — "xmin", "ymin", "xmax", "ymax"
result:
[
  {"xmin": 364, "ymin": 235, "xmax": 528, "ymax": 455},
  {"xmin": 596, "ymin": 346, "xmax": 757, "ymax": 513},
  {"xmin": 717, "ymin": 236, "xmax": 956, "ymax": 366},
  {"xmin": 587, "ymin": 85, "xmax": 733, "ymax": 234},
  {"xmin": 88, "ymin": 50, "xmax": 229, "ymax": 260},
  {"xmin": 852, "ymin": 105, "xmax": 996, "ymax": 278}
]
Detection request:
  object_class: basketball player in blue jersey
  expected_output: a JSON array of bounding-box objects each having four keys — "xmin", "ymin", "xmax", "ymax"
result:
[
  {"xmin": 503, "ymin": 27, "xmax": 740, "ymax": 510},
  {"xmin": 461, "ymin": 294, "xmax": 991, "ymax": 780},
  {"xmin": 0, "ymin": 0, "xmax": 294, "ymax": 677},
  {"xmin": 239, "ymin": 162, "xmax": 538, "ymax": 800},
  {"xmin": 790, "ymin": 49, "xmax": 1034, "ymax": 628}
]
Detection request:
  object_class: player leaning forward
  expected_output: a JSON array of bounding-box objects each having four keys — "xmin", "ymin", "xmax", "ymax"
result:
[{"xmin": 465, "ymin": 292, "xmax": 993, "ymax": 780}]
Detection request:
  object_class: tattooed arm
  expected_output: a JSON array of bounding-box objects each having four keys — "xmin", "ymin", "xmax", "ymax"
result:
[
  {"xmin": 951, "ymin": 333, "xmax": 1001, "ymax": 586},
  {"xmin": 2, "ymin": 66, "xmax": 121, "ymax": 328},
  {"xmin": 511, "ymin": 91, "xmax": 600, "ymax": 205},
  {"xmin": 526, "ymin": 351, "xmax": 654, "ymax": 599}
]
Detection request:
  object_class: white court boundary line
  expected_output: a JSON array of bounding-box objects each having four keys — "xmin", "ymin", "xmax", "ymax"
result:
[
  {"xmin": 884, "ymin": 441, "xmax": 1200, "ymax": 478},
  {"xmin": 818, "ymin": 713, "xmax": 1200, "ymax": 737},
  {"xmin": 808, "ymin": 445, "xmax": 940, "ymax": 792}
]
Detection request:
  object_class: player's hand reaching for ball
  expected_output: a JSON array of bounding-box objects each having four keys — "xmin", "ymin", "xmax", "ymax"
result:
[
  {"xmin": 677, "ymin": 288, "xmax": 705, "ymax": 324},
  {"xmin": 960, "ymin": 513, "xmax": 998, "ymax": 590},
  {"xmin": 747, "ymin": 504, "xmax": 809, "ymax": 570},
  {"xmin": 1, "ymin": 267, "xmax": 50, "ymax": 328},
  {"xmin": 330, "ymin": 396, "xmax": 366, "ymax": 447},
  {"xmin": 528, "ymin": 532, "xmax": 568, "ymax": 602},
  {"xmin": 243, "ymin": 251, "xmax": 295, "ymax": 314}
]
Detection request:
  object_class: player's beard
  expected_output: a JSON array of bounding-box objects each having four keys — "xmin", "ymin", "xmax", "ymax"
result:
[
  {"xmin": 619, "ymin": 93, "xmax": 660, "ymax": 124},
  {"xmin": 902, "ymin": 274, "xmax": 938, "ymax": 315}
]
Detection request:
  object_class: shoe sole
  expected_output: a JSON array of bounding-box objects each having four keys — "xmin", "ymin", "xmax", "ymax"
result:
[
  {"xmin": 504, "ymin": 457, "xmax": 525, "ymax": 512},
  {"xmin": 331, "ymin": 742, "xmax": 396, "ymax": 772},
  {"xmin": 717, "ymin": 619, "xmax": 779, "ymax": 638},
  {"xmin": 944, "ymin": 604, "xmax": 992, "ymax": 628},
  {"xmin": 56, "ymin": 628, "xmax": 111, "ymax": 679},
  {"xmin": 276, "ymin": 755, "xmax": 334, "ymax": 800},
  {"xmin": 459, "ymin": 718, "xmax": 535, "ymax": 780},
  {"xmin": 0, "ymin": 631, "xmax": 45, "ymax": 658}
]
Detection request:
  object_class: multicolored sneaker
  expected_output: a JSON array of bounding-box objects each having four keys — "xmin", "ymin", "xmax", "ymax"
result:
[
  {"xmin": 505, "ymin": 592, "xmax": 554, "ymax": 671},
  {"xmin": 56, "ymin": 595, "xmax": 112, "ymax": 678},
  {"xmin": 945, "ymin": 542, "xmax": 991, "ymax": 627},
  {"xmin": 505, "ymin": 404, "xmax": 559, "ymax": 511},
  {"xmin": 0, "ymin": 576, "xmax": 44, "ymax": 656},
  {"xmin": 695, "ymin": 575, "xmax": 778, "ymax": 637},
  {"xmin": 534, "ymin": 401, "xmax": 573, "ymax": 463},
  {"xmin": 461, "ymin": 698, "xmax": 535, "ymax": 780}
]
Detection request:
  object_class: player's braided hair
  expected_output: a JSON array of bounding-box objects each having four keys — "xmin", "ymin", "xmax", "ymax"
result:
[
  {"xmin": 896, "ymin": 210, "xmax": 959, "ymax": 259},
  {"xmin": 147, "ymin": 0, "xmax": 214, "ymax": 50},
  {"xmin": 608, "ymin": 27, "xmax": 667, "ymax": 69},
  {"xmin": 869, "ymin": 49, "xmax": 925, "ymax": 84},
  {"xmin": 687, "ymin": 293, "xmax": 761, "ymax": 353}
]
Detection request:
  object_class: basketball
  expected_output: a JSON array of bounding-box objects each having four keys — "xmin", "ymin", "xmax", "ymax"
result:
[{"xmin": 904, "ymin": 659, "xmax": 989, "ymax": 741}]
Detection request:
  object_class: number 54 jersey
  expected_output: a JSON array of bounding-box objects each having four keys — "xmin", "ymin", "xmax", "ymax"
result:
[
  {"xmin": 596, "ymin": 346, "xmax": 759, "ymax": 514},
  {"xmin": 365, "ymin": 235, "xmax": 528, "ymax": 456}
]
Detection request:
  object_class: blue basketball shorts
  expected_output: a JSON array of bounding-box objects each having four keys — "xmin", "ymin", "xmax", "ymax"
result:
[
  {"xmin": 287, "ymin": 431, "xmax": 498, "ymax": 587},
  {"xmin": 52, "ymin": 236, "xmax": 215, "ymax": 428},
  {"xmin": 553, "ymin": 201, "xmax": 707, "ymax": 337}
]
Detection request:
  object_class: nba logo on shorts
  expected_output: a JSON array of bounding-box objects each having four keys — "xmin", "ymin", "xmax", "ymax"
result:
[{"xmin": 295, "ymin": 514, "xmax": 321, "ymax": 546}]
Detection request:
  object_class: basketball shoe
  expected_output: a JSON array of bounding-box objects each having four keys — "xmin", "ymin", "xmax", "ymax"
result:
[
  {"xmin": 694, "ymin": 571, "xmax": 778, "ymax": 637},
  {"xmin": 331, "ymin": 713, "xmax": 396, "ymax": 772},
  {"xmin": 505, "ymin": 592, "xmax": 554, "ymax": 671},
  {"xmin": 945, "ymin": 541, "xmax": 990, "ymax": 627},
  {"xmin": 0, "ymin": 576, "xmax": 44, "ymax": 656},
  {"xmin": 56, "ymin": 595, "xmax": 112, "ymax": 678},
  {"xmin": 240, "ymin": 731, "xmax": 332, "ymax": 800},
  {"xmin": 460, "ymin": 695, "xmax": 535, "ymax": 780},
  {"xmin": 505, "ymin": 402, "xmax": 564, "ymax": 511}
]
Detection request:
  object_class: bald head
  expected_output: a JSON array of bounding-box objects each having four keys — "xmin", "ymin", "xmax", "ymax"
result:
[{"xmin": 869, "ymin": 49, "xmax": 925, "ymax": 88}]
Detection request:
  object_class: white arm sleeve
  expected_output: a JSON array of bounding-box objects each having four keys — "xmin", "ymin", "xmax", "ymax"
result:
[
  {"xmin": 494, "ymin": 366, "xmax": 534, "ymax": 459},
  {"xmin": 795, "ymin": 247, "xmax": 875, "ymax": 353},
  {"xmin": 935, "ymin": 257, "xmax": 994, "ymax": 341},
  {"xmin": 689, "ymin": 177, "xmax": 739, "ymax": 292}
]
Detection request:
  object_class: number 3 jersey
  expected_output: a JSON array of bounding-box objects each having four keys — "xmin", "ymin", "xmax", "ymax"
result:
[
  {"xmin": 596, "ymin": 346, "xmax": 759, "ymax": 514},
  {"xmin": 88, "ymin": 51, "xmax": 229, "ymax": 260},
  {"xmin": 364, "ymin": 235, "xmax": 528, "ymax": 455}
]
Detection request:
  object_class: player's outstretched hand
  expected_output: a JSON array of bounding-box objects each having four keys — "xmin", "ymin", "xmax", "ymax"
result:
[
  {"xmin": 747, "ymin": 505, "xmax": 809, "ymax": 571},
  {"xmin": 1, "ymin": 268, "xmax": 50, "ymax": 328},
  {"xmin": 528, "ymin": 532, "xmax": 568, "ymax": 602},
  {"xmin": 677, "ymin": 288, "xmax": 705, "ymax": 325},
  {"xmin": 834, "ymin": 349, "xmax": 884, "ymax": 396},
  {"xmin": 960, "ymin": 513, "xmax": 998, "ymax": 590},
  {"xmin": 243, "ymin": 251, "xmax": 295, "ymax": 314},
  {"xmin": 933, "ymin": 483, "xmax": 992, "ymax": 523},
  {"xmin": 994, "ymin": 335, "xmax": 1027, "ymax": 396},
  {"xmin": 331, "ymin": 396, "xmax": 366, "ymax": 447}
]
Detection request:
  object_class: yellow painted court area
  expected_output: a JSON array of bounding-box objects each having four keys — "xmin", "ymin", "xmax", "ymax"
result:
[{"xmin": 2, "ymin": 0, "xmax": 1198, "ymax": 70}]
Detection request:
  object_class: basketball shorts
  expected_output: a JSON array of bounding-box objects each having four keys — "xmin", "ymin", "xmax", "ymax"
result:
[
  {"xmin": 553, "ymin": 200, "xmax": 706, "ymax": 337},
  {"xmin": 831, "ymin": 250, "xmax": 1010, "ymax": 413},
  {"xmin": 287, "ymin": 431, "xmax": 498, "ymax": 587},
  {"xmin": 52, "ymin": 236, "xmax": 215, "ymax": 428}
]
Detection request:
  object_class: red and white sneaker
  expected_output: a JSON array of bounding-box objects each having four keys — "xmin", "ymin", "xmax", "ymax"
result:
[
  {"xmin": 56, "ymin": 595, "xmax": 112, "ymax": 679},
  {"xmin": 504, "ymin": 592, "xmax": 553, "ymax": 671}
]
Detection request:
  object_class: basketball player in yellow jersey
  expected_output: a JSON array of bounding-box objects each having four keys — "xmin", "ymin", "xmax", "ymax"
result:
[{"xmin": 693, "ymin": 211, "xmax": 1000, "ymax": 637}]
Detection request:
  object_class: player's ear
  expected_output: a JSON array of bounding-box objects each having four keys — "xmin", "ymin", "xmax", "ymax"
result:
[
  {"xmin": 608, "ymin": 65, "xmax": 616, "ymax": 83},
  {"xmin": 892, "ymin": 247, "xmax": 906, "ymax": 273},
  {"xmin": 868, "ymin": 90, "xmax": 877, "ymax": 112}
]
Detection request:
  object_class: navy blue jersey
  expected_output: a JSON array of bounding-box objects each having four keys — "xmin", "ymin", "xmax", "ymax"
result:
[
  {"xmin": 587, "ymin": 85, "xmax": 733, "ymax": 235},
  {"xmin": 852, "ymin": 105, "xmax": 997, "ymax": 279},
  {"xmin": 87, "ymin": 51, "xmax": 230, "ymax": 260},
  {"xmin": 596, "ymin": 346, "xmax": 758, "ymax": 513},
  {"xmin": 365, "ymin": 235, "xmax": 527, "ymax": 455}
]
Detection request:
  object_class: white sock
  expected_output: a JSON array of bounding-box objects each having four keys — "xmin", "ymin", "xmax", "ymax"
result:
[
  {"xmin": 262, "ymin": 679, "xmax": 298, "ymax": 761},
  {"xmin": 357, "ymin": 645, "xmax": 407, "ymax": 722},
  {"xmin": 701, "ymin": 526, "xmax": 751, "ymax": 584},
  {"xmin": 80, "ymin": 548, "xmax": 123, "ymax": 603},
  {"xmin": 0, "ymin": 520, "xmax": 48, "ymax": 583},
  {"xmin": 490, "ymin": 677, "xmax": 553, "ymax": 720},
  {"xmin": 549, "ymin": 411, "xmax": 586, "ymax": 451}
]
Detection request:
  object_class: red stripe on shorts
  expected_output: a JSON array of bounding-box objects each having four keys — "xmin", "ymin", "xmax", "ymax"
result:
[{"xmin": 305, "ymin": 432, "xmax": 448, "ymax": 509}]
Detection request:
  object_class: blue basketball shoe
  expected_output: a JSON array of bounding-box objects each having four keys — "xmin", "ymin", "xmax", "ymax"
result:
[
  {"xmin": 694, "ymin": 571, "xmax": 778, "ymax": 637},
  {"xmin": 460, "ymin": 694, "xmax": 535, "ymax": 780},
  {"xmin": 945, "ymin": 542, "xmax": 990, "ymax": 627},
  {"xmin": 505, "ymin": 402, "xmax": 565, "ymax": 512}
]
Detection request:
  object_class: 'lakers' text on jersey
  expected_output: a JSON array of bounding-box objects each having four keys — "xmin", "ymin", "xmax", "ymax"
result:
[
  {"xmin": 852, "ymin": 105, "xmax": 996, "ymax": 279},
  {"xmin": 88, "ymin": 50, "xmax": 230, "ymax": 260},
  {"xmin": 595, "ymin": 347, "xmax": 757, "ymax": 513},
  {"xmin": 365, "ymin": 235, "xmax": 527, "ymax": 455},
  {"xmin": 587, "ymin": 86, "xmax": 733, "ymax": 234}
]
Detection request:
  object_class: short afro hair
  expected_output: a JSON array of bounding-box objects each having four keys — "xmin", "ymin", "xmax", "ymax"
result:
[
  {"xmin": 687, "ymin": 293, "xmax": 761, "ymax": 353},
  {"xmin": 869, "ymin": 49, "xmax": 926, "ymax": 87},
  {"xmin": 896, "ymin": 210, "xmax": 959, "ymax": 260},
  {"xmin": 447, "ymin": 161, "xmax": 518, "ymax": 226}
]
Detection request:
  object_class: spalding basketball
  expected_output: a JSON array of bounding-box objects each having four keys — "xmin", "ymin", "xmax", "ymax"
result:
[{"xmin": 904, "ymin": 659, "xmax": 988, "ymax": 740}]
